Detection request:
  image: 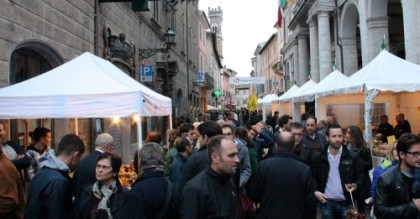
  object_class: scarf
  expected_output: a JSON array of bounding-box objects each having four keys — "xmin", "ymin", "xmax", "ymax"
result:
[{"xmin": 92, "ymin": 180, "xmax": 117, "ymax": 219}]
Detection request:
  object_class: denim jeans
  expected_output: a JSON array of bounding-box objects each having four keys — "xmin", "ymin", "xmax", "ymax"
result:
[{"xmin": 320, "ymin": 200, "xmax": 350, "ymax": 219}]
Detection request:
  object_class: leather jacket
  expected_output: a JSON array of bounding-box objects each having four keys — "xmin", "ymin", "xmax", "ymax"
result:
[{"xmin": 374, "ymin": 166, "xmax": 419, "ymax": 219}]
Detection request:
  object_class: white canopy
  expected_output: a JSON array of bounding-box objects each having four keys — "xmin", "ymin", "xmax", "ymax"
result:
[
  {"xmin": 0, "ymin": 52, "xmax": 172, "ymax": 119},
  {"xmin": 293, "ymin": 70, "xmax": 348, "ymax": 102},
  {"xmin": 284, "ymin": 79, "xmax": 317, "ymax": 102},
  {"xmin": 258, "ymin": 93, "xmax": 278, "ymax": 105},
  {"xmin": 277, "ymin": 84, "xmax": 299, "ymax": 102},
  {"xmin": 322, "ymin": 50, "xmax": 420, "ymax": 95},
  {"xmin": 317, "ymin": 50, "xmax": 420, "ymax": 149}
]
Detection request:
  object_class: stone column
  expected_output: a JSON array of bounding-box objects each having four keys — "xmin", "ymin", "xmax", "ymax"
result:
[
  {"xmin": 342, "ymin": 37, "xmax": 358, "ymax": 76},
  {"xmin": 293, "ymin": 41, "xmax": 299, "ymax": 85},
  {"xmin": 298, "ymin": 35, "xmax": 310, "ymax": 85},
  {"xmin": 366, "ymin": 17, "xmax": 388, "ymax": 62},
  {"xmin": 402, "ymin": 0, "xmax": 420, "ymax": 64},
  {"xmin": 317, "ymin": 11, "xmax": 332, "ymax": 80},
  {"xmin": 309, "ymin": 19, "xmax": 320, "ymax": 82}
]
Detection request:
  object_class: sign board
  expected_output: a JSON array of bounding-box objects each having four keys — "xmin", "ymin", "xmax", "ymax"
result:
[
  {"xmin": 229, "ymin": 77, "xmax": 265, "ymax": 85},
  {"xmin": 197, "ymin": 71, "xmax": 205, "ymax": 82},
  {"xmin": 140, "ymin": 64, "xmax": 153, "ymax": 82},
  {"xmin": 214, "ymin": 89, "xmax": 222, "ymax": 97}
]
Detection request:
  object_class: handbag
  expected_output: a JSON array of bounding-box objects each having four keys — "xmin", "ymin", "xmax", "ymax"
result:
[{"xmin": 240, "ymin": 188, "xmax": 255, "ymax": 219}]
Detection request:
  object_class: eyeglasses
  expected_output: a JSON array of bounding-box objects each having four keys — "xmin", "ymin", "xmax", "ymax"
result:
[{"xmin": 406, "ymin": 151, "xmax": 420, "ymax": 157}]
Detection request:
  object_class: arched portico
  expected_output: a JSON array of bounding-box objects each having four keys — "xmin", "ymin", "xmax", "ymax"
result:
[{"xmin": 340, "ymin": 2, "xmax": 361, "ymax": 76}]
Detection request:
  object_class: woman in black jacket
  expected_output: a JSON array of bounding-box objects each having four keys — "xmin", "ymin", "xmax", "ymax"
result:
[
  {"xmin": 345, "ymin": 125, "xmax": 373, "ymax": 216},
  {"xmin": 77, "ymin": 152, "xmax": 129, "ymax": 219}
]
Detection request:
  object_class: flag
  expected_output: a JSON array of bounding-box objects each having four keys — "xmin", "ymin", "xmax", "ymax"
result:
[
  {"xmin": 277, "ymin": 5, "xmax": 283, "ymax": 28},
  {"xmin": 381, "ymin": 34, "xmax": 386, "ymax": 50}
]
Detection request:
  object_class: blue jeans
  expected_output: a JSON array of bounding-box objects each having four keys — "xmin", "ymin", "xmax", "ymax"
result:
[{"xmin": 320, "ymin": 200, "xmax": 350, "ymax": 219}]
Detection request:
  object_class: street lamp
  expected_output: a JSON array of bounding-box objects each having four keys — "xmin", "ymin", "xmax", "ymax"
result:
[{"xmin": 138, "ymin": 28, "xmax": 175, "ymax": 60}]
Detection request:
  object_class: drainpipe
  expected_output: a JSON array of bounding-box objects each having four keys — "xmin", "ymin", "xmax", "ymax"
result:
[
  {"xmin": 94, "ymin": 0, "xmax": 99, "ymax": 55},
  {"xmin": 335, "ymin": 0, "xmax": 344, "ymax": 72}
]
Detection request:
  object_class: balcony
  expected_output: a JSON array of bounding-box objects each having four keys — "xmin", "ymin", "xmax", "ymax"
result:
[
  {"xmin": 271, "ymin": 62, "xmax": 284, "ymax": 76},
  {"xmin": 193, "ymin": 72, "xmax": 214, "ymax": 89}
]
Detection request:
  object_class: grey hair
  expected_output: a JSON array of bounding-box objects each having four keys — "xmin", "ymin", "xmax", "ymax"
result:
[
  {"xmin": 95, "ymin": 133, "xmax": 114, "ymax": 147},
  {"xmin": 139, "ymin": 142, "xmax": 164, "ymax": 167}
]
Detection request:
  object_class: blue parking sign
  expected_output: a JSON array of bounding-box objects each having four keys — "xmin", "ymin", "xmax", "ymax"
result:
[
  {"xmin": 140, "ymin": 64, "xmax": 153, "ymax": 82},
  {"xmin": 197, "ymin": 71, "xmax": 204, "ymax": 82}
]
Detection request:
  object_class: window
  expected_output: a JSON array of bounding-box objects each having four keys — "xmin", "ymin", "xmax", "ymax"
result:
[{"xmin": 325, "ymin": 103, "xmax": 388, "ymax": 129}]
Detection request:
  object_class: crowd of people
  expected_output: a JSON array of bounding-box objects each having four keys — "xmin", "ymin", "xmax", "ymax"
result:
[{"xmin": 0, "ymin": 110, "xmax": 419, "ymax": 219}]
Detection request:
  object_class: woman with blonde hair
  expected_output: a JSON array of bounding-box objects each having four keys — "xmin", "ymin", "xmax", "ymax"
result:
[{"xmin": 370, "ymin": 141, "xmax": 399, "ymax": 199}]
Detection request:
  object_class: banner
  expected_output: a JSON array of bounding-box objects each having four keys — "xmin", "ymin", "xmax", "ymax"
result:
[{"xmin": 229, "ymin": 77, "xmax": 265, "ymax": 85}]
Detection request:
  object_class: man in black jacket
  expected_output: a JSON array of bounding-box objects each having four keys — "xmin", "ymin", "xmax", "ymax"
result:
[
  {"xmin": 25, "ymin": 134, "xmax": 85, "ymax": 219},
  {"xmin": 311, "ymin": 123, "xmax": 364, "ymax": 218},
  {"xmin": 180, "ymin": 135, "xmax": 240, "ymax": 219},
  {"xmin": 374, "ymin": 133, "xmax": 420, "ymax": 218},
  {"xmin": 177, "ymin": 121, "xmax": 222, "ymax": 193},
  {"xmin": 248, "ymin": 131, "xmax": 316, "ymax": 219}
]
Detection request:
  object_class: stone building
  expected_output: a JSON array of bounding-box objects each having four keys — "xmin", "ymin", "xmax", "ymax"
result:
[
  {"xmin": 281, "ymin": 0, "xmax": 420, "ymax": 86},
  {"xmin": 0, "ymin": 0, "xmax": 202, "ymax": 162},
  {"xmin": 197, "ymin": 10, "xmax": 222, "ymax": 113}
]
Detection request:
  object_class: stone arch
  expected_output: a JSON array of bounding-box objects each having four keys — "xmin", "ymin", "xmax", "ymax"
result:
[
  {"xmin": 9, "ymin": 39, "xmax": 64, "ymax": 146},
  {"xmin": 340, "ymin": 1, "xmax": 361, "ymax": 75}
]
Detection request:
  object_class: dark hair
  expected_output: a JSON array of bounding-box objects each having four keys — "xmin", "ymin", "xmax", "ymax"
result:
[
  {"xmin": 396, "ymin": 133, "xmax": 420, "ymax": 158},
  {"xmin": 97, "ymin": 152, "xmax": 122, "ymax": 178},
  {"xmin": 174, "ymin": 137, "xmax": 190, "ymax": 153},
  {"xmin": 33, "ymin": 127, "xmax": 51, "ymax": 143},
  {"xmin": 275, "ymin": 132, "xmax": 295, "ymax": 151},
  {"xmin": 306, "ymin": 115, "xmax": 317, "ymax": 124},
  {"xmin": 380, "ymin": 114, "xmax": 388, "ymax": 120},
  {"xmin": 326, "ymin": 123, "xmax": 341, "ymax": 136},
  {"xmin": 234, "ymin": 127, "xmax": 249, "ymax": 140},
  {"xmin": 290, "ymin": 122, "xmax": 304, "ymax": 130},
  {"xmin": 56, "ymin": 134, "xmax": 85, "ymax": 156},
  {"xmin": 146, "ymin": 131, "xmax": 163, "ymax": 144},
  {"xmin": 278, "ymin": 115, "xmax": 292, "ymax": 128},
  {"xmin": 207, "ymin": 135, "xmax": 229, "ymax": 162},
  {"xmin": 197, "ymin": 121, "xmax": 223, "ymax": 139},
  {"xmin": 179, "ymin": 123, "xmax": 194, "ymax": 134},
  {"xmin": 347, "ymin": 126, "xmax": 368, "ymax": 153}
]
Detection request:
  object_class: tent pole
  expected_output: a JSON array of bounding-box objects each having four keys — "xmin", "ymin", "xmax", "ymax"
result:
[
  {"xmin": 137, "ymin": 117, "xmax": 143, "ymax": 150},
  {"xmin": 169, "ymin": 114, "xmax": 173, "ymax": 129},
  {"xmin": 75, "ymin": 118, "xmax": 79, "ymax": 135}
]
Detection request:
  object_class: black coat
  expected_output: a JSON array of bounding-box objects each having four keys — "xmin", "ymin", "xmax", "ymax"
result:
[
  {"xmin": 177, "ymin": 146, "xmax": 209, "ymax": 193},
  {"xmin": 77, "ymin": 184, "xmax": 129, "ymax": 219},
  {"xmin": 248, "ymin": 151, "xmax": 317, "ymax": 219},
  {"xmin": 311, "ymin": 145, "xmax": 364, "ymax": 204},
  {"xmin": 180, "ymin": 167, "xmax": 239, "ymax": 219},
  {"xmin": 127, "ymin": 170, "xmax": 177, "ymax": 219},
  {"xmin": 73, "ymin": 150, "xmax": 102, "ymax": 214},
  {"xmin": 374, "ymin": 166, "xmax": 418, "ymax": 219},
  {"xmin": 25, "ymin": 167, "xmax": 73, "ymax": 219}
]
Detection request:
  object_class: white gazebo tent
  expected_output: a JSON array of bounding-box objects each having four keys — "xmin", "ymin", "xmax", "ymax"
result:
[
  {"xmin": 276, "ymin": 84, "xmax": 299, "ymax": 116},
  {"xmin": 292, "ymin": 70, "xmax": 348, "ymax": 118},
  {"xmin": 316, "ymin": 50, "xmax": 420, "ymax": 147},
  {"xmin": 286, "ymin": 79, "xmax": 318, "ymax": 120},
  {"xmin": 0, "ymin": 52, "xmax": 172, "ymax": 151},
  {"xmin": 258, "ymin": 93, "xmax": 278, "ymax": 122}
]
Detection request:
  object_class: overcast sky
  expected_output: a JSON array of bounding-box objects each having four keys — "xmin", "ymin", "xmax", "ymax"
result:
[{"xmin": 198, "ymin": 0, "xmax": 278, "ymax": 76}]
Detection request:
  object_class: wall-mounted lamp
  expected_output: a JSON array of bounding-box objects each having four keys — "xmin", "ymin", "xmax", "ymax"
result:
[{"xmin": 138, "ymin": 28, "xmax": 175, "ymax": 60}]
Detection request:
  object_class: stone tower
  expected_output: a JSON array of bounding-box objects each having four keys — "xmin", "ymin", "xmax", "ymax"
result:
[{"xmin": 208, "ymin": 6, "xmax": 223, "ymax": 58}]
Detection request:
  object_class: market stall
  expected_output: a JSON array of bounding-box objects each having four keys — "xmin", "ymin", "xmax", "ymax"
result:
[
  {"xmin": 276, "ymin": 84, "xmax": 299, "ymax": 116},
  {"xmin": 315, "ymin": 50, "xmax": 420, "ymax": 157},
  {"xmin": 0, "ymin": 52, "xmax": 172, "ymax": 151}
]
